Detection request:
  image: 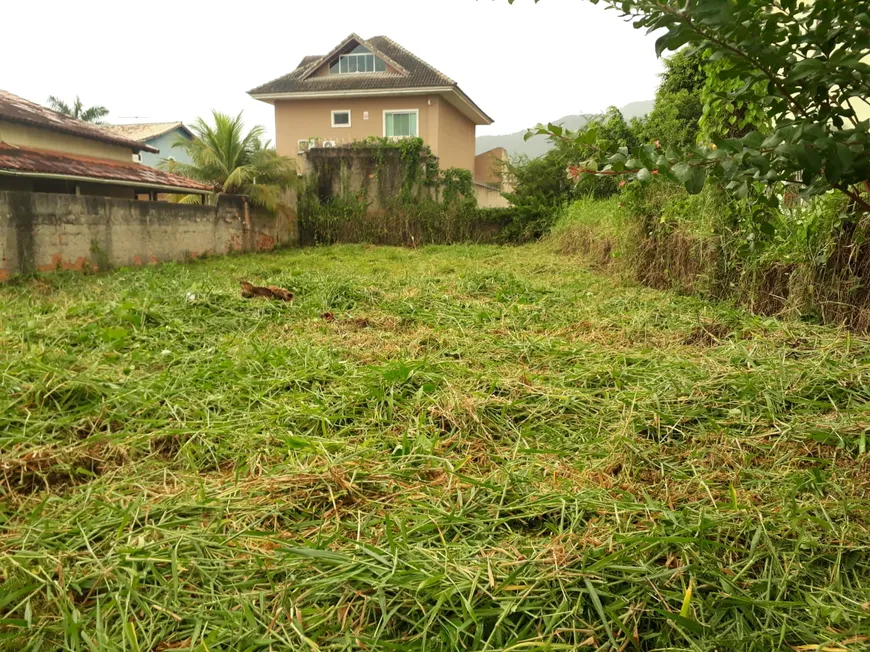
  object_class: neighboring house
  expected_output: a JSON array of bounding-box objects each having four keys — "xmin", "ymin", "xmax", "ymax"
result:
[
  {"xmin": 475, "ymin": 147, "xmax": 511, "ymax": 190},
  {"xmin": 103, "ymin": 122, "xmax": 195, "ymax": 168},
  {"xmin": 472, "ymin": 147, "xmax": 513, "ymax": 208},
  {"xmin": 248, "ymin": 33, "xmax": 496, "ymax": 177},
  {"xmin": 0, "ymin": 90, "xmax": 210, "ymax": 199}
]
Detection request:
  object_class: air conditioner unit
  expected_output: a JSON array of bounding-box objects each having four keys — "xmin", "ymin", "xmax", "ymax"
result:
[{"xmin": 322, "ymin": 140, "xmax": 337, "ymax": 148}]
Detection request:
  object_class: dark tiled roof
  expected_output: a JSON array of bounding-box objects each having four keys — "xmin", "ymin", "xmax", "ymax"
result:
[
  {"xmin": 0, "ymin": 90, "xmax": 159, "ymax": 153},
  {"xmin": 0, "ymin": 143, "xmax": 212, "ymax": 192},
  {"xmin": 248, "ymin": 35, "xmax": 456, "ymax": 95},
  {"xmin": 297, "ymin": 55, "xmax": 322, "ymax": 69}
]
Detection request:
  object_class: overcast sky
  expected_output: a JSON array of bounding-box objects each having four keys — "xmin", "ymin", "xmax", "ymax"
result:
[{"xmin": 4, "ymin": 0, "xmax": 664, "ymax": 140}]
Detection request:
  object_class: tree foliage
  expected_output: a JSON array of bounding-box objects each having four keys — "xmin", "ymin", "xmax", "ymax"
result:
[
  {"xmin": 699, "ymin": 58, "xmax": 769, "ymax": 140},
  {"xmin": 163, "ymin": 111, "xmax": 296, "ymax": 214},
  {"xmin": 46, "ymin": 95, "xmax": 109, "ymax": 124},
  {"xmin": 595, "ymin": 106, "xmax": 640, "ymax": 154},
  {"xmin": 520, "ymin": 0, "xmax": 870, "ymax": 212},
  {"xmin": 657, "ymin": 48, "xmax": 707, "ymax": 98},
  {"xmin": 632, "ymin": 49, "xmax": 706, "ymax": 148},
  {"xmin": 502, "ymin": 148, "xmax": 576, "ymax": 239},
  {"xmin": 502, "ymin": 107, "xmax": 640, "ymax": 239}
]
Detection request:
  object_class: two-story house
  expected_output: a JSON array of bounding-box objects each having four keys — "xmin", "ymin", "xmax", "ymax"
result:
[{"xmin": 248, "ymin": 34, "xmax": 495, "ymax": 178}]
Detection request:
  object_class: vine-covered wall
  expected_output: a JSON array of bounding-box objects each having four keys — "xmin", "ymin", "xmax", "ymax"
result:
[
  {"xmin": 298, "ymin": 139, "xmax": 510, "ymax": 246},
  {"xmin": 307, "ymin": 142, "xmax": 437, "ymax": 210}
]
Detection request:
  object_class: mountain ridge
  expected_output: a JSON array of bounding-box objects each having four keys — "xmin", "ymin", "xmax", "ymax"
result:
[{"xmin": 476, "ymin": 100, "xmax": 655, "ymax": 158}]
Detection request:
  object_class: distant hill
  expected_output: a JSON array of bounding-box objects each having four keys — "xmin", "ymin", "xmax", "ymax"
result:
[{"xmin": 476, "ymin": 100, "xmax": 655, "ymax": 158}]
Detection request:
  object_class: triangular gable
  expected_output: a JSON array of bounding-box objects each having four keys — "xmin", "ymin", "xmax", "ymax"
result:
[{"xmin": 298, "ymin": 33, "xmax": 409, "ymax": 81}]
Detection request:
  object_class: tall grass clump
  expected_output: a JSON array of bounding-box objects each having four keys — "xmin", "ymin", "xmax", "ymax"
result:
[
  {"xmin": 548, "ymin": 196, "xmax": 633, "ymax": 263},
  {"xmin": 299, "ymin": 192, "xmax": 507, "ymax": 247},
  {"xmin": 551, "ymin": 179, "xmax": 870, "ymax": 331}
]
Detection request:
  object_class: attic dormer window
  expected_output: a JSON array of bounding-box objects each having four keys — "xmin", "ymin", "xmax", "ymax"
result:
[{"xmin": 329, "ymin": 44, "xmax": 388, "ymax": 74}]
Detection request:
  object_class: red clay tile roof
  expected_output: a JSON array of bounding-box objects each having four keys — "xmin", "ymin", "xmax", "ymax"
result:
[
  {"xmin": 0, "ymin": 90, "xmax": 159, "ymax": 153},
  {"xmin": 0, "ymin": 143, "xmax": 212, "ymax": 193}
]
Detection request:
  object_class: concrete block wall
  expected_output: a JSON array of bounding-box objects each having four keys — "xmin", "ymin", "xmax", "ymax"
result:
[
  {"xmin": 307, "ymin": 147, "xmax": 437, "ymax": 210},
  {"xmin": 0, "ymin": 191, "xmax": 297, "ymax": 280},
  {"xmin": 473, "ymin": 183, "xmax": 510, "ymax": 209}
]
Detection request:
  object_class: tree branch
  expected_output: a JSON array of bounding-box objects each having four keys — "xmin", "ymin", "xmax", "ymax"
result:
[
  {"xmin": 836, "ymin": 183, "xmax": 870, "ymax": 214},
  {"xmin": 653, "ymin": 3, "xmax": 810, "ymax": 120}
]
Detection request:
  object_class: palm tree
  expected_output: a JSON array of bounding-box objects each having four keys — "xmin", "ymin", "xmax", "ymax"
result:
[
  {"xmin": 46, "ymin": 95, "xmax": 109, "ymax": 123},
  {"xmin": 162, "ymin": 111, "xmax": 295, "ymax": 214}
]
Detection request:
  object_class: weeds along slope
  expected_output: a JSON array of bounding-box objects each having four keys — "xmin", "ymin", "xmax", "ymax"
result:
[
  {"xmin": 549, "ymin": 192, "xmax": 870, "ymax": 332},
  {"xmin": 1, "ymin": 244, "xmax": 869, "ymax": 651}
]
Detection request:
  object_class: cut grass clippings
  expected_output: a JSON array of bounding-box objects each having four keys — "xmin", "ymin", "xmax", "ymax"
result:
[{"xmin": 1, "ymin": 244, "xmax": 869, "ymax": 651}]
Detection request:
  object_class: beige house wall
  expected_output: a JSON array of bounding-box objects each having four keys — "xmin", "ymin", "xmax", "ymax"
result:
[
  {"xmin": 427, "ymin": 96, "xmax": 442, "ymax": 159},
  {"xmin": 273, "ymin": 94, "xmax": 478, "ymax": 173},
  {"xmin": 436, "ymin": 98, "xmax": 476, "ymax": 172},
  {"xmin": 0, "ymin": 120, "xmax": 135, "ymax": 162},
  {"xmin": 275, "ymin": 96, "xmax": 433, "ymax": 153}
]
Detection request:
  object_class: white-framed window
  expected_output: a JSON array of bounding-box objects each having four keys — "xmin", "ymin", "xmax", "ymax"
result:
[
  {"xmin": 331, "ymin": 110, "xmax": 351, "ymax": 128},
  {"xmin": 383, "ymin": 109, "xmax": 419, "ymax": 138},
  {"xmin": 339, "ymin": 53, "xmax": 387, "ymax": 73},
  {"xmin": 329, "ymin": 45, "xmax": 388, "ymax": 74}
]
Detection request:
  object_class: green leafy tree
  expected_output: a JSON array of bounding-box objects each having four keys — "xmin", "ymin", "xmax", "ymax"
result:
[
  {"xmin": 580, "ymin": 107, "xmax": 640, "ymax": 197},
  {"xmin": 520, "ymin": 0, "xmax": 870, "ymax": 212},
  {"xmin": 502, "ymin": 149, "xmax": 576, "ymax": 239},
  {"xmin": 163, "ymin": 111, "xmax": 296, "ymax": 213},
  {"xmin": 699, "ymin": 58, "xmax": 770, "ymax": 140},
  {"xmin": 507, "ymin": 106, "xmax": 637, "ymax": 221},
  {"xmin": 596, "ymin": 106, "xmax": 640, "ymax": 153},
  {"xmin": 633, "ymin": 49, "xmax": 707, "ymax": 148},
  {"xmin": 657, "ymin": 48, "xmax": 707, "ymax": 97},
  {"xmin": 46, "ymin": 95, "xmax": 109, "ymax": 123}
]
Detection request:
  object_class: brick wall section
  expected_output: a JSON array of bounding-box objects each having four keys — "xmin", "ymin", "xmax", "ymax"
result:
[{"xmin": 0, "ymin": 191, "xmax": 298, "ymax": 279}]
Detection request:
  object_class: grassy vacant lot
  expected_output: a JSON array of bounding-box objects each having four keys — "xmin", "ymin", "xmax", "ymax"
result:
[{"xmin": 1, "ymin": 244, "xmax": 869, "ymax": 651}]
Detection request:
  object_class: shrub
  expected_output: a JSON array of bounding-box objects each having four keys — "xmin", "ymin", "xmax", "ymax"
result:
[{"xmin": 501, "ymin": 107, "xmax": 641, "ymax": 241}]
